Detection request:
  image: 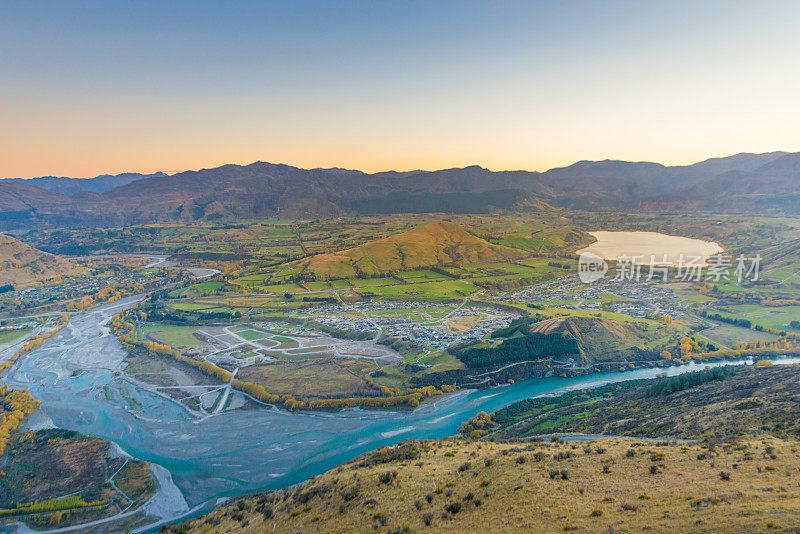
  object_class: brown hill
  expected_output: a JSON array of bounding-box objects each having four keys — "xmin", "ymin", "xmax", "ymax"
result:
[
  {"xmin": 0, "ymin": 234, "xmax": 84, "ymax": 288},
  {"xmin": 301, "ymin": 221, "xmax": 528, "ymax": 278}
]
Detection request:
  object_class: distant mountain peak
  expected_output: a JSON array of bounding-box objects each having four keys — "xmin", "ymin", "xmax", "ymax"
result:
[
  {"xmin": 313, "ymin": 167, "xmax": 366, "ymax": 176},
  {"xmin": 2, "ymin": 171, "xmax": 165, "ymax": 196}
]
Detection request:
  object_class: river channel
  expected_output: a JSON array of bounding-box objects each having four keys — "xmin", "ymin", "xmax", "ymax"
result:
[{"xmin": 3, "ymin": 296, "xmax": 798, "ymax": 529}]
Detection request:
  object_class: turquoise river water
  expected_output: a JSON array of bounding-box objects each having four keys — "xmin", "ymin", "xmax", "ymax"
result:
[{"xmin": 3, "ymin": 296, "xmax": 798, "ymax": 530}]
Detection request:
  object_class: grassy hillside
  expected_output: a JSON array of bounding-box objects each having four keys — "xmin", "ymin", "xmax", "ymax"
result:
[
  {"xmin": 758, "ymin": 237, "xmax": 800, "ymax": 286},
  {"xmin": 529, "ymin": 315, "xmax": 673, "ymax": 365},
  {"xmin": 0, "ymin": 234, "xmax": 85, "ymax": 288},
  {"xmin": 177, "ymin": 433, "xmax": 800, "ymax": 534},
  {"xmin": 301, "ymin": 221, "xmax": 528, "ymax": 278}
]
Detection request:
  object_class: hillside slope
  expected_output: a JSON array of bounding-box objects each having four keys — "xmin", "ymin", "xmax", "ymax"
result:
[
  {"xmin": 0, "ymin": 234, "xmax": 84, "ymax": 288},
  {"xmin": 178, "ymin": 428, "xmax": 800, "ymax": 533},
  {"xmin": 493, "ymin": 364, "xmax": 800, "ymax": 440},
  {"xmin": 451, "ymin": 315, "xmax": 675, "ymax": 373},
  {"xmin": 301, "ymin": 221, "xmax": 528, "ymax": 278},
  {"xmin": 529, "ymin": 315, "xmax": 668, "ymax": 365}
]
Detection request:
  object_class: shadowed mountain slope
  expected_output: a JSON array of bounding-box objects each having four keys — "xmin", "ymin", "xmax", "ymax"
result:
[{"xmin": 0, "ymin": 151, "xmax": 797, "ymax": 227}]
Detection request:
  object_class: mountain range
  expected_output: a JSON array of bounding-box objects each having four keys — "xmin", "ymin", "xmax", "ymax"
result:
[
  {"xmin": 4, "ymin": 171, "xmax": 166, "ymax": 196},
  {"xmin": 0, "ymin": 151, "xmax": 797, "ymax": 228}
]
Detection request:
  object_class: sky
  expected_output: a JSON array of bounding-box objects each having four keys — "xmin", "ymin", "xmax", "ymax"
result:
[{"xmin": 2, "ymin": 0, "xmax": 800, "ymax": 178}]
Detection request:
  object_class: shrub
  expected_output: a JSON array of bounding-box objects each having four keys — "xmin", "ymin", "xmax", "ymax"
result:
[
  {"xmin": 458, "ymin": 462, "xmax": 471, "ymax": 472},
  {"xmin": 423, "ymin": 512, "xmax": 433, "ymax": 526},
  {"xmin": 533, "ymin": 451, "xmax": 547, "ymax": 461},
  {"xmin": 560, "ymin": 470, "xmax": 569, "ymax": 480},
  {"xmin": 360, "ymin": 442, "xmax": 424, "ymax": 466},
  {"xmin": 720, "ymin": 471, "xmax": 731, "ymax": 481},
  {"xmin": 549, "ymin": 469, "xmax": 560, "ymax": 479},
  {"xmin": 620, "ymin": 503, "xmax": 638, "ymax": 511},
  {"xmin": 480, "ymin": 480, "xmax": 491, "ymax": 487},
  {"xmin": 373, "ymin": 512, "xmax": 387, "ymax": 526},
  {"xmin": 415, "ymin": 499, "xmax": 423, "ymax": 510},
  {"xmin": 379, "ymin": 471, "xmax": 398, "ymax": 484},
  {"xmin": 626, "ymin": 449, "xmax": 636, "ymax": 458},
  {"xmin": 484, "ymin": 458, "xmax": 494, "ymax": 467},
  {"xmin": 341, "ymin": 486, "xmax": 360, "ymax": 502},
  {"xmin": 445, "ymin": 502, "xmax": 462, "ymax": 515},
  {"xmin": 649, "ymin": 465, "xmax": 659, "ymax": 474},
  {"xmin": 590, "ymin": 509, "xmax": 603, "ymax": 517},
  {"xmin": 602, "ymin": 465, "xmax": 611, "ymax": 474},
  {"xmin": 516, "ymin": 456, "xmax": 526, "ymax": 464},
  {"xmin": 426, "ymin": 494, "xmax": 434, "ymax": 504}
]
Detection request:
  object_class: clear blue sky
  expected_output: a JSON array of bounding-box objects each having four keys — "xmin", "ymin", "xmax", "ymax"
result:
[{"xmin": 2, "ymin": 0, "xmax": 799, "ymax": 177}]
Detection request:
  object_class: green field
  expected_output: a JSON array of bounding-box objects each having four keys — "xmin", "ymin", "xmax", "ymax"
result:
[
  {"xmin": 348, "ymin": 277, "xmax": 399, "ymax": 288},
  {"xmin": 235, "ymin": 328, "xmax": 269, "ymax": 340},
  {"xmin": 364, "ymin": 279, "xmax": 479, "ymax": 299},
  {"xmin": 696, "ymin": 323, "xmax": 778, "ymax": 348},
  {"xmin": 192, "ymin": 281, "xmax": 223, "ymax": 292},
  {"xmin": 170, "ymin": 302, "xmax": 219, "ymax": 311},
  {"xmin": 141, "ymin": 324, "xmax": 202, "ymax": 347},
  {"xmin": 729, "ymin": 304, "xmax": 800, "ymax": 330},
  {"xmin": 0, "ymin": 329, "xmax": 30, "ymax": 345}
]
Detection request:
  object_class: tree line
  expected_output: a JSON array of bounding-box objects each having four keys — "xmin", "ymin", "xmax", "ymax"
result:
[{"xmin": 456, "ymin": 331, "xmax": 579, "ymax": 368}]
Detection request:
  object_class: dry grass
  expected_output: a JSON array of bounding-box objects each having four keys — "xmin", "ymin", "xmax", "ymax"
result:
[
  {"xmin": 181, "ymin": 435, "xmax": 800, "ymax": 533},
  {"xmin": 236, "ymin": 359, "xmax": 379, "ymax": 399},
  {"xmin": 302, "ymin": 221, "xmax": 527, "ymax": 278},
  {"xmin": 0, "ymin": 234, "xmax": 85, "ymax": 288}
]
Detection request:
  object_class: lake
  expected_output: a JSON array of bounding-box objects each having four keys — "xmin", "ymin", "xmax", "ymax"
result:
[{"xmin": 577, "ymin": 230, "xmax": 724, "ymax": 265}]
